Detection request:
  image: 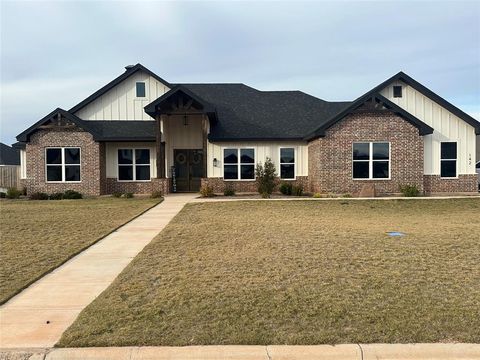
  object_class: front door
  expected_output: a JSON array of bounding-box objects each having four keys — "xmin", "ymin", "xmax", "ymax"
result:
[{"xmin": 173, "ymin": 149, "xmax": 204, "ymax": 192}]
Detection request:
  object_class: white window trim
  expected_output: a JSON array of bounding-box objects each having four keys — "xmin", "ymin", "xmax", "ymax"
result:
[
  {"xmin": 440, "ymin": 141, "xmax": 458, "ymax": 179},
  {"xmin": 352, "ymin": 142, "xmax": 391, "ymax": 180},
  {"xmin": 134, "ymin": 82, "xmax": 147, "ymax": 99},
  {"xmin": 117, "ymin": 148, "xmax": 152, "ymax": 182},
  {"xmin": 222, "ymin": 147, "xmax": 256, "ymax": 181},
  {"xmin": 45, "ymin": 147, "xmax": 82, "ymax": 183},
  {"xmin": 279, "ymin": 147, "xmax": 296, "ymax": 180}
]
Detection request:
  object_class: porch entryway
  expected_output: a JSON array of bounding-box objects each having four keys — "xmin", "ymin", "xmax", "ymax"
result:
[
  {"xmin": 173, "ymin": 149, "xmax": 204, "ymax": 192},
  {"xmin": 144, "ymin": 86, "xmax": 214, "ymax": 194}
]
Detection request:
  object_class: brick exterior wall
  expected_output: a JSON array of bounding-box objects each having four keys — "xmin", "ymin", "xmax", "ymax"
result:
[
  {"xmin": 201, "ymin": 176, "xmax": 309, "ymax": 194},
  {"xmin": 104, "ymin": 177, "xmax": 170, "ymax": 195},
  {"xmin": 308, "ymin": 111, "xmax": 425, "ymax": 196},
  {"xmin": 22, "ymin": 114, "xmax": 476, "ymax": 197},
  {"xmin": 24, "ymin": 128, "xmax": 102, "ymax": 196},
  {"xmin": 424, "ymin": 174, "xmax": 478, "ymax": 194}
]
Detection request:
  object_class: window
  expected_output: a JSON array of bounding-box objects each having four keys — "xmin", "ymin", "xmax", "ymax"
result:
[
  {"xmin": 45, "ymin": 147, "xmax": 81, "ymax": 182},
  {"xmin": 393, "ymin": 86, "xmax": 402, "ymax": 98},
  {"xmin": 118, "ymin": 149, "xmax": 151, "ymax": 181},
  {"xmin": 280, "ymin": 148, "xmax": 295, "ymax": 179},
  {"xmin": 353, "ymin": 142, "xmax": 390, "ymax": 179},
  {"xmin": 136, "ymin": 82, "xmax": 146, "ymax": 97},
  {"xmin": 440, "ymin": 142, "xmax": 457, "ymax": 178},
  {"xmin": 223, "ymin": 148, "xmax": 255, "ymax": 180}
]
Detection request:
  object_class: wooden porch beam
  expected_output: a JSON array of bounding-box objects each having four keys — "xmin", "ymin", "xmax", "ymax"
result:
[
  {"xmin": 202, "ymin": 115, "xmax": 208, "ymax": 178},
  {"xmin": 157, "ymin": 114, "xmax": 166, "ymax": 178}
]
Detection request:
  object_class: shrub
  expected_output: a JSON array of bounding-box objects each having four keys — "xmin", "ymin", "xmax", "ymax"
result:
[
  {"xmin": 123, "ymin": 192, "xmax": 134, "ymax": 198},
  {"xmin": 279, "ymin": 182, "xmax": 293, "ymax": 195},
  {"xmin": 342, "ymin": 193, "xmax": 353, "ymax": 198},
  {"xmin": 313, "ymin": 192, "xmax": 323, "ymax": 198},
  {"xmin": 63, "ymin": 190, "xmax": 83, "ymax": 199},
  {"xmin": 223, "ymin": 184, "xmax": 235, "ymax": 196},
  {"xmin": 255, "ymin": 157, "xmax": 277, "ymax": 198},
  {"xmin": 112, "ymin": 192, "xmax": 122, "ymax": 198},
  {"xmin": 6, "ymin": 187, "xmax": 22, "ymax": 199},
  {"xmin": 400, "ymin": 184, "xmax": 420, "ymax": 197},
  {"xmin": 29, "ymin": 192, "xmax": 49, "ymax": 200},
  {"xmin": 292, "ymin": 184, "xmax": 304, "ymax": 196},
  {"xmin": 49, "ymin": 192, "xmax": 64, "ymax": 200},
  {"xmin": 151, "ymin": 190, "xmax": 163, "ymax": 199},
  {"xmin": 200, "ymin": 185, "xmax": 214, "ymax": 198},
  {"xmin": 0, "ymin": 192, "xmax": 6, "ymax": 198}
]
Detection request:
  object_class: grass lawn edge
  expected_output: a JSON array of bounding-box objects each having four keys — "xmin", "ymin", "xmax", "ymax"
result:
[{"xmin": 0, "ymin": 198, "xmax": 163, "ymax": 306}]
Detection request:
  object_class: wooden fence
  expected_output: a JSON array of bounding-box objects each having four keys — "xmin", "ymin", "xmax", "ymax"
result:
[{"xmin": 0, "ymin": 166, "xmax": 21, "ymax": 190}]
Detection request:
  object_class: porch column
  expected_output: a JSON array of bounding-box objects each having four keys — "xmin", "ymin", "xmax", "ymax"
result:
[
  {"xmin": 156, "ymin": 114, "xmax": 166, "ymax": 178},
  {"xmin": 202, "ymin": 115, "xmax": 208, "ymax": 177}
]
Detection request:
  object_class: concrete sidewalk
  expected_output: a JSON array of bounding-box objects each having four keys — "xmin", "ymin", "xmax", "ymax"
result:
[
  {"xmin": 0, "ymin": 194, "xmax": 196, "ymax": 349},
  {"xmin": 1, "ymin": 344, "xmax": 479, "ymax": 360}
]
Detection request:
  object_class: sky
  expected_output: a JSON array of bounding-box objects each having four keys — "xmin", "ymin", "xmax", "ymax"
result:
[{"xmin": 1, "ymin": 0, "xmax": 479, "ymax": 145}]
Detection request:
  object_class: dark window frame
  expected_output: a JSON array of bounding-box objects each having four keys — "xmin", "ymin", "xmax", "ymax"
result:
[
  {"xmin": 136, "ymin": 82, "xmax": 146, "ymax": 98},
  {"xmin": 45, "ymin": 147, "xmax": 81, "ymax": 183},
  {"xmin": 393, "ymin": 85, "xmax": 403, "ymax": 98},
  {"xmin": 279, "ymin": 147, "xmax": 295, "ymax": 180},
  {"xmin": 223, "ymin": 148, "xmax": 255, "ymax": 180},
  {"xmin": 440, "ymin": 142, "xmax": 457, "ymax": 178},
  {"xmin": 117, "ymin": 148, "xmax": 151, "ymax": 182},
  {"xmin": 352, "ymin": 142, "xmax": 390, "ymax": 180}
]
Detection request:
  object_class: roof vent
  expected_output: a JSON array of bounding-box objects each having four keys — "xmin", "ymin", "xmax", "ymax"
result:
[{"xmin": 125, "ymin": 65, "xmax": 135, "ymax": 70}]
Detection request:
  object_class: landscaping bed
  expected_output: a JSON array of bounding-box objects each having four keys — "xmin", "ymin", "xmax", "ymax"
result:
[
  {"xmin": 59, "ymin": 199, "xmax": 480, "ymax": 346},
  {"xmin": 0, "ymin": 197, "xmax": 160, "ymax": 304}
]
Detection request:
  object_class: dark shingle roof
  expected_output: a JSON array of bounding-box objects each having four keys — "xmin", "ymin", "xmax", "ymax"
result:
[
  {"xmin": 83, "ymin": 121, "xmax": 155, "ymax": 141},
  {"xmin": 17, "ymin": 66, "xmax": 477, "ymax": 143},
  {"xmin": 0, "ymin": 143, "xmax": 20, "ymax": 165},
  {"xmin": 16, "ymin": 108, "xmax": 156, "ymax": 142},
  {"xmin": 177, "ymin": 84, "xmax": 351, "ymax": 141}
]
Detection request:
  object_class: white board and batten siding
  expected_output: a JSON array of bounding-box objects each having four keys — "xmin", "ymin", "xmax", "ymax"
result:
[
  {"xmin": 206, "ymin": 142, "xmax": 309, "ymax": 178},
  {"xmin": 105, "ymin": 142, "xmax": 157, "ymax": 179},
  {"xmin": 380, "ymin": 81, "xmax": 477, "ymax": 175},
  {"xmin": 74, "ymin": 71, "xmax": 170, "ymax": 121}
]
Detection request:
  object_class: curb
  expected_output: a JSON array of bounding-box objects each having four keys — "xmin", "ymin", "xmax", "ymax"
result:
[{"xmin": 1, "ymin": 344, "xmax": 479, "ymax": 360}]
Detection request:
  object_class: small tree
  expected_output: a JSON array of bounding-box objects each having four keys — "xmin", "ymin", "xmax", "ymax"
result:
[{"xmin": 255, "ymin": 157, "xmax": 277, "ymax": 198}]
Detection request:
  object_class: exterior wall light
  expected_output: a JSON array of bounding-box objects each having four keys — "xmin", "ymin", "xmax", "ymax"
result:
[{"xmin": 213, "ymin": 158, "xmax": 218, "ymax": 167}]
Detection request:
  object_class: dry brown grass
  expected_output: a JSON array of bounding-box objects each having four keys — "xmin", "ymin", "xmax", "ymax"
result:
[
  {"xmin": 0, "ymin": 197, "xmax": 160, "ymax": 304},
  {"xmin": 58, "ymin": 199, "xmax": 480, "ymax": 346}
]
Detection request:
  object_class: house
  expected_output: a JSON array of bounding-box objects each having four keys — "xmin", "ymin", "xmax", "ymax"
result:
[
  {"xmin": 0, "ymin": 143, "xmax": 20, "ymax": 166},
  {"xmin": 15, "ymin": 64, "xmax": 480, "ymax": 196},
  {"xmin": 0, "ymin": 143, "xmax": 21, "ymax": 192}
]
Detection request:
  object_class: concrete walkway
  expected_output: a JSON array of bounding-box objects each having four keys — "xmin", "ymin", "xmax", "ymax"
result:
[
  {"xmin": 1, "ymin": 344, "xmax": 479, "ymax": 360},
  {"xmin": 0, "ymin": 194, "xmax": 196, "ymax": 349}
]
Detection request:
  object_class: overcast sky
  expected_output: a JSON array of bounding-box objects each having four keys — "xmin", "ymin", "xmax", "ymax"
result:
[{"xmin": 1, "ymin": 0, "xmax": 479, "ymax": 145}]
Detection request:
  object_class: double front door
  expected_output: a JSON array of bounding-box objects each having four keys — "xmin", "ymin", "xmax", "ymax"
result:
[{"xmin": 173, "ymin": 149, "xmax": 204, "ymax": 192}]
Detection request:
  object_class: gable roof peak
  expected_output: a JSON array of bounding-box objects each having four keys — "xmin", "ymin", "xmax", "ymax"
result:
[{"xmin": 69, "ymin": 63, "xmax": 171, "ymax": 114}]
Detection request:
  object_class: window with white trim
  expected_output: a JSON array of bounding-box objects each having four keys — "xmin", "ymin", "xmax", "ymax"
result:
[
  {"xmin": 223, "ymin": 148, "xmax": 255, "ymax": 180},
  {"xmin": 118, "ymin": 149, "xmax": 151, "ymax": 181},
  {"xmin": 46, "ymin": 147, "xmax": 81, "ymax": 182},
  {"xmin": 280, "ymin": 148, "xmax": 295, "ymax": 179},
  {"xmin": 440, "ymin": 142, "xmax": 457, "ymax": 178},
  {"xmin": 352, "ymin": 142, "xmax": 390, "ymax": 179}
]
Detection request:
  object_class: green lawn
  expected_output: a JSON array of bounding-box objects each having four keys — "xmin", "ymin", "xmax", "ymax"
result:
[
  {"xmin": 0, "ymin": 197, "xmax": 160, "ymax": 304},
  {"xmin": 58, "ymin": 199, "xmax": 480, "ymax": 346}
]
